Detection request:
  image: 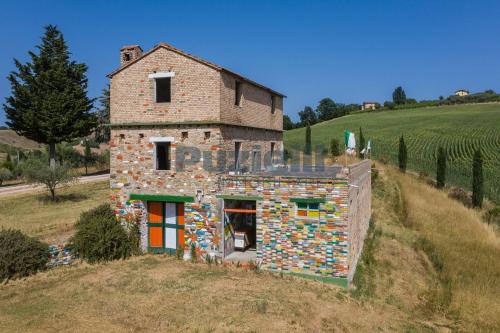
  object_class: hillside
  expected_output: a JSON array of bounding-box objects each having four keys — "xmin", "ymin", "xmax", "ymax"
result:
[
  {"xmin": 0, "ymin": 129, "xmax": 40, "ymax": 161},
  {"xmin": 0, "ymin": 129, "xmax": 40, "ymax": 150},
  {"xmin": 285, "ymin": 103, "xmax": 500, "ymax": 201},
  {"xmin": 0, "ymin": 166, "xmax": 498, "ymax": 332}
]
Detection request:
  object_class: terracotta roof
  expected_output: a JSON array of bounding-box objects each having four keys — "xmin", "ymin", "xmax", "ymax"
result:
[{"xmin": 107, "ymin": 42, "xmax": 286, "ymax": 97}]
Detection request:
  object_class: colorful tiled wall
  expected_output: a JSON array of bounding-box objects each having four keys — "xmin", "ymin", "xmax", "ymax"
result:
[{"xmin": 220, "ymin": 176, "xmax": 350, "ymax": 279}]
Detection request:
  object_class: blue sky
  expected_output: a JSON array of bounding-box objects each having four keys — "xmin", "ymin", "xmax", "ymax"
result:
[{"xmin": 1, "ymin": 0, "xmax": 499, "ymax": 124}]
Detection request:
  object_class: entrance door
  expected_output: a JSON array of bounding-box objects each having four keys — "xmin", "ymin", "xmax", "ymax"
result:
[
  {"xmin": 147, "ymin": 201, "xmax": 185, "ymax": 254},
  {"xmin": 164, "ymin": 203, "xmax": 177, "ymax": 252}
]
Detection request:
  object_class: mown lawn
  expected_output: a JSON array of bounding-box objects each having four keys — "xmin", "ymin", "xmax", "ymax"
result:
[
  {"xmin": 1, "ymin": 166, "xmax": 498, "ymax": 332},
  {"xmin": 0, "ymin": 180, "xmax": 108, "ymax": 243},
  {"xmin": 285, "ymin": 103, "xmax": 500, "ymax": 201}
]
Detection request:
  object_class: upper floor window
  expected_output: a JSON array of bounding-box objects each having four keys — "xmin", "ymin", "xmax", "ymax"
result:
[
  {"xmin": 149, "ymin": 72, "xmax": 175, "ymax": 103},
  {"xmin": 155, "ymin": 77, "xmax": 171, "ymax": 103},
  {"xmin": 271, "ymin": 95, "xmax": 276, "ymax": 114},
  {"xmin": 235, "ymin": 81, "xmax": 242, "ymax": 106}
]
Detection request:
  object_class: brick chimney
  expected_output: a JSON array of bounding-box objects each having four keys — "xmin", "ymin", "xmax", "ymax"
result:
[{"xmin": 120, "ymin": 45, "xmax": 143, "ymax": 66}]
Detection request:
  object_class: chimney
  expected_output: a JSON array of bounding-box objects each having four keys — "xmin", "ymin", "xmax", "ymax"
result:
[{"xmin": 120, "ymin": 45, "xmax": 143, "ymax": 66}]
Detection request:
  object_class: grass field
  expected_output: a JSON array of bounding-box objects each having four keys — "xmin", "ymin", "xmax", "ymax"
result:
[
  {"xmin": 0, "ymin": 166, "xmax": 498, "ymax": 332},
  {"xmin": 285, "ymin": 103, "xmax": 500, "ymax": 201},
  {"xmin": 0, "ymin": 181, "xmax": 108, "ymax": 244}
]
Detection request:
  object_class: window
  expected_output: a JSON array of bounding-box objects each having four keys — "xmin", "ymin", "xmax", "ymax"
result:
[
  {"xmin": 234, "ymin": 142, "xmax": 241, "ymax": 170},
  {"xmin": 271, "ymin": 95, "xmax": 276, "ymax": 114},
  {"xmin": 123, "ymin": 52, "xmax": 131, "ymax": 62},
  {"xmin": 181, "ymin": 131, "xmax": 188, "ymax": 140},
  {"xmin": 235, "ymin": 81, "xmax": 242, "ymax": 106},
  {"xmin": 139, "ymin": 133, "xmax": 144, "ymax": 139},
  {"xmin": 155, "ymin": 142, "xmax": 171, "ymax": 170},
  {"xmin": 204, "ymin": 131, "xmax": 211, "ymax": 140},
  {"xmin": 296, "ymin": 203, "xmax": 320, "ymax": 219},
  {"xmin": 155, "ymin": 77, "xmax": 171, "ymax": 103}
]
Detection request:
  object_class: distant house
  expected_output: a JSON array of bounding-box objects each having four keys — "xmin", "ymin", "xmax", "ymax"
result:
[
  {"xmin": 361, "ymin": 102, "xmax": 377, "ymax": 110},
  {"xmin": 455, "ymin": 89, "xmax": 469, "ymax": 97}
]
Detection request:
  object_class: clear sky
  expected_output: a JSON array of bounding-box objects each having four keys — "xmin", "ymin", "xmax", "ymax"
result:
[{"xmin": 1, "ymin": 0, "xmax": 499, "ymax": 124}]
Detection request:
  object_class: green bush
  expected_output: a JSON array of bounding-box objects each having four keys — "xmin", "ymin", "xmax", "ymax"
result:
[
  {"xmin": 0, "ymin": 167, "xmax": 13, "ymax": 185},
  {"xmin": 70, "ymin": 207, "xmax": 131, "ymax": 263},
  {"xmin": 76, "ymin": 203, "xmax": 116, "ymax": 227},
  {"xmin": 0, "ymin": 229, "xmax": 49, "ymax": 281},
  {"xmin": 330, "ymin": 138, "xmax": 341, "ymax": 157}
]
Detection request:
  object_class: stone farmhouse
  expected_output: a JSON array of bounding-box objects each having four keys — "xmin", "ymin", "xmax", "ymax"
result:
[{"xmin": 108, "ymin": 42, "xmax": 371, "ymax": 286}]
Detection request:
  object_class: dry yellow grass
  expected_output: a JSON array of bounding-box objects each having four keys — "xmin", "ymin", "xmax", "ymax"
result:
[
  {"xmin": 391, "ymin": 168, "xmax": 500, "ymax": 332},
  {"xmin": 0, "ymin": 180, "xmax": 108, "ymax": 243}
]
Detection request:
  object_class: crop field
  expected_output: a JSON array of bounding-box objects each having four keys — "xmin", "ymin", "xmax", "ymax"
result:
[{"xmin": 285, "ymin": 103, "xmax": 500, "ymax": 201}]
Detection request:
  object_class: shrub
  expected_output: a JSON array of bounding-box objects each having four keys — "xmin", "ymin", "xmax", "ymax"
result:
[
  {"xmin": 76, "ymin": 203, "xmax": 116, "ymax": 227},
  {"xmin": 0, "ymin": 167, "xmax": 13, "ymax": 186},
  {"xmin": 70, "ymin": 208, "xmax": 131, "ymax": 263},
  {"xmin": 330, "ymin": 138, "xmax": 341, "ymax": 157},
  {"xmin": 0, "ymin": 229, "xmax": 49, "ymax": 281},
  {"xmin": 378, "ymin": 155, "xmax": 389, "ymax": 165},
  {"xmin": 371, "ymin": 163, "xmax": 379, "ymax": 184},
  {"xmin": 448, "ymin": 187, "xmax": 472, "ymax": 207}
]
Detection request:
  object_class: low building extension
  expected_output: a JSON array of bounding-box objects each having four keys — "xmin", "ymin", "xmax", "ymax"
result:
[{"xmin": 108, "ymin": 42, "xmax": 371, "ymax": 286}]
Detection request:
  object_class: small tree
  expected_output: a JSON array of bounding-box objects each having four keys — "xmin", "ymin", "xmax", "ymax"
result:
[
  {"xmin": 398, "ymin": 135, "xmax": 407, "ymax": 172},
  {"xmin": 472, "ymin": 149, "xmax": 483, "ymax": 208},
  {"xmin": 392, "ymin": 86, "xmax": 407, "ymax": 105},
  {"xmin": 359, "ymin": 127, "xmax": 365, "ymax": 157},
  {"xmin": 305, "ymin": 125, "xmax": 312, "ymax": 155},
  {"xmin": 0, "ymin": 168, "xmax": 13, "ymax": 186},
  {"xmin": 330, "ymin": 138, "xmax": 341, "ymax": 157},
  {"xmin": 22, "ymin": 158, "xmax": 75, "ymax": 200},
  {"xmin": 436, "ymin": 146, "xmax": 446, "ymax": 188},
  {"xmin": 83, "ymin": 139, "xmax": 93, "ymax": 175}
]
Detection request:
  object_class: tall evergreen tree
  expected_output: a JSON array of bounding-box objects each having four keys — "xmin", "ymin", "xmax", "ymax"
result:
[
  {"xmin": 3, "ymin": 25, "xmax": 96, "ymax": 168},
  {"xmin": 305, "ymin": 125, "xmax": 312, "ymax": 155},
  {"xmin": 358, "ymin": 127, "xmax": 365, "ymax": 157},
  {"xmin": 392, "ymin": 86, "xmax": 407, "ymax": 105},
  {"xmin": 472, "ymin": 149, "xmax": 483, "ymax": 208},
  {"xmin": 398, "ymin": 135, "xmax": 407, "ymax": 172},
  {"xmin": 436, "ymin": 146, "xmax": 446, "ymax": 188},
  {"xmin": 95, "ymin": 85, "xmax": 110, "ymax": 143}
]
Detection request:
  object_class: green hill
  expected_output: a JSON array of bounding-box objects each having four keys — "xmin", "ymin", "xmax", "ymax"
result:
[{"xmin": 285, "ymin": 103, "xmax": 500, "ymax": 201}]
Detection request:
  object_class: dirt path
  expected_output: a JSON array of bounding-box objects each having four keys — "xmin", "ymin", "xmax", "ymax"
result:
[{"xmin": 0, "ymin": 173, "xmax": 109, "ymax": 197}]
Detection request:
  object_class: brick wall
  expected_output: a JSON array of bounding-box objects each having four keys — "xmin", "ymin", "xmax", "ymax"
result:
[
  {"xmin": 110, "ymin": 47, "xmax": 221, "ymax": 124},
  {"xmin": 220, "ymin": 72, "xmax": 283, "ymax": 131}
]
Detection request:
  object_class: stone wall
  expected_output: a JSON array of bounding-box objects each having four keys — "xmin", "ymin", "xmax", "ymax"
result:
[
  {"xmin": 347, "ymin": 160, "xmax": 372, "ymax": 281},
  {"xmin": 110, "ymin": 125, "xmax": 283, "ymax": 254}
]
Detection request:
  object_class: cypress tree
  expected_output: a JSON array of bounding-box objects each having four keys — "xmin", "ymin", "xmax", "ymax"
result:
[
  {"xmin": 398, "ymin": 135, "xmax": 407, "ymax": 172},
  {"xmin": 472, "ymin": 149, "xmax": 483, "ymax": 208},
  {"xmin": 3, "ymin": 25, "xmax": 96, "ymax": 168},
  {"xmin": 305, "ymin": 125, "xmax": 312, "ymax": 155},
  {"xmin": 436, "ymin": 146, "xmax": 446, "ymax": 188}
]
